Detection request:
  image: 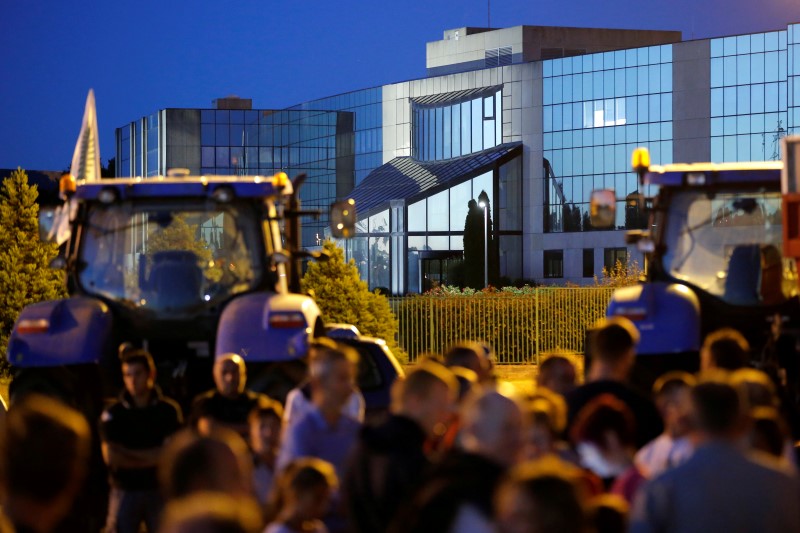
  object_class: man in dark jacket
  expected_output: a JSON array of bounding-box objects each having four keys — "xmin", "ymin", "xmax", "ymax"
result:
[
  {"xmin": 392, "ymin": 390, "xmax": 524, "ymax": 533},
  {"xmin": 191, "ymin": 353, "xmax": 269, "ymax": 439},
  {"xmin": 344, "ymin": 362, "xmax": 458, "ymax": 533},
  {"xmin": 101, "ymin": 349, "xmax": 183, "ymax": 533},
  {"xmin": 566, "ymin": 317, "xmax": 663, "ymax": 447}
]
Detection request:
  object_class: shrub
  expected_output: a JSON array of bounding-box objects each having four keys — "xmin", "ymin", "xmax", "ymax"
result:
[{"xmin": 302, "ymin": 240, "xmax": 405, "ymax": 363}]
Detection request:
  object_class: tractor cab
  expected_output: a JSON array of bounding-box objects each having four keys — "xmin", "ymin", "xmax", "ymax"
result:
[{"xmin": 590, "ymin": 149, "xmax": 800, "ymax": 385}]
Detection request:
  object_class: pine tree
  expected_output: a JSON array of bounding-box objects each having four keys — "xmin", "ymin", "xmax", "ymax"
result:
[
  {"xmin": 0, "ymin": 169, "xmax": 66, "ymax": 375},
  {"xmin": 301, "ymin": 240, "xmax": 405, "ymax": 363}
]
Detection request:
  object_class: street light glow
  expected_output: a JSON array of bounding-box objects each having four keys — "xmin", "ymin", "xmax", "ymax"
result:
[{"xmin": 478, "ymin": 201, "xmax": 486, "ymax": 208}]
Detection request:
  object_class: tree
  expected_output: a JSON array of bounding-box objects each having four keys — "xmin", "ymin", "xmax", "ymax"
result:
[
  {"xmin": 146, "ymin": 213, "xmax": 220, "ymax": 281},
  {"xmin": 463, "ymin": 199, "xmax": 484, "ymax": 289},
  {"xmin": 0, "ymin": 169, "xmax": 66, "ymax": 375},
  {"xmin": 301, "ymin": 240, "xmax": 404, "ymax": 362},
  {"xmin": 102, "ymin": 157, "xmax": 116, "ymax": 178}
]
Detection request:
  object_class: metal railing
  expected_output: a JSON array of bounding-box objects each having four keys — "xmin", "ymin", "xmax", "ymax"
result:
[{"xmin": 389, "ymin": 288, "xmax": 614, "ymax": 364}]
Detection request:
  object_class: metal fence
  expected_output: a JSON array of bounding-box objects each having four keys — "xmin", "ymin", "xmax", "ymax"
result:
[{"xmin": 389, "ymin": 288, "xmax": 615, "ymax": 364}]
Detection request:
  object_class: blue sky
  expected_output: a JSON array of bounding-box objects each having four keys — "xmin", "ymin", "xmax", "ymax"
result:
[{"xmin": 1, "ymin": 0, "xmax": 799, "ymax": 171}]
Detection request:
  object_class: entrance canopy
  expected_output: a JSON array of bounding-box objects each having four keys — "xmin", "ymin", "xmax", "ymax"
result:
[{"xmin": 349, "ymin": 142, "xmax": 522, "ymax": 216}]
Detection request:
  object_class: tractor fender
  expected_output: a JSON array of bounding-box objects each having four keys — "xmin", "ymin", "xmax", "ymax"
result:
[
  {"xmin": 7, "ymin": 297, "xmax": 112, "ymax": 367},
  {"xmin": 216, "ymin": 292, "xmax": 321, "ymax": 362},
  {"xmin": 607, "ymin": 282, "xmax": 700, "ymax": 355}
]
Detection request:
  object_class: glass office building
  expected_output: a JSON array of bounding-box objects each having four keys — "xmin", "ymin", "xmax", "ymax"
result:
[
  {"xmin": 289, "ymin": 87, "xmax": 383, "ymax": 186},
  {"xmin": 710, "ymin": 29, "xmax": 797, "ymax": 162},
  {"xmin": 542, "ymin": 44, "xmax": 673, "ymax": 233},
  {"xmin": 117, "ymin": 22, "xmax": 800, "ymax": 291},
  {"xmin": 117, "ymin": 103, "xmax": 354, "ymax": 247}
]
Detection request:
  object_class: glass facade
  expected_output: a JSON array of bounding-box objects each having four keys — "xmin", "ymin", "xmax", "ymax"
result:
[
  {"xmin": 289, "ymin": 87, "xmax": 383, "ymax": 185},
  {"xmin": 198, "ymin": 108, "xmax": 353, "ymax": 246},
  {"xmin": 117, "ymin": 107, "xmax": 355, "ymax": 248},
  {"xmin": 710, "ymin": 29, "xmax": 798, "ymax": 162},
  {"xmin": 791, "ymin": 24, "xmax": 800, "ymax": 144},
  {"xmin": 411, "ymin": 88, "xmax": 503, "ymax": 161},
  {"xmin": 347, "ymin": 147, "xmax": 523, "ymax": 293},
  {"xmin": 543, "ymin": 45, "xmax": 673, "ymax": 232}
]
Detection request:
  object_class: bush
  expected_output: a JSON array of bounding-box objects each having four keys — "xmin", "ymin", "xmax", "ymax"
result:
[{"xmin": 302, "ymin": 240, "xmax": 405, "ymax": 363}]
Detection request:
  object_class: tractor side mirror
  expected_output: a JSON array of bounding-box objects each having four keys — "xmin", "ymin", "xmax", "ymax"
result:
[
  {"xmin": 330, "ymin": 199, "xmax": 356, "ymax": 239},
  {"xmin": 589, "ymin": 189, "xmax": 617, "ymax": 229},
  {"xmin": 38, "ymin": 206, "xmax": 57, "ymax": 242}
]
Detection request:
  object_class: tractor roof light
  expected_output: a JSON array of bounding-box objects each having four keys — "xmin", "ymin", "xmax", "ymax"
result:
[
  {"xmin": 631, "ymin": 147, "xmax": 651, "ymax": 174},
  {"xmin": 273, "ymin": 172, "xmax": 290, "ymax": 190},
  {"xmin": 59, "ymin": 174, "xmax": 77, "ymax": 198}
]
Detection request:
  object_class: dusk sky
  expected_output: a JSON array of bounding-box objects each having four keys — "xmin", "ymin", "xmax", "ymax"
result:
[{"xmin": 2, "ymin": 0, "xmax": 799, "ymax": 171}]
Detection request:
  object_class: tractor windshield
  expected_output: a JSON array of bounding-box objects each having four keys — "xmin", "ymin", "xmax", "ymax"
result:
[
  {"xmin": 78, "ymin": 201, "xmax": 264, "ymax": 314},
  {"xmin": 661, "ymin": 189, "xmax": 796, "ymax": 305}
]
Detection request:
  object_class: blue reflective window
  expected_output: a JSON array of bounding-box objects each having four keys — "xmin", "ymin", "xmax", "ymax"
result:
[
  {"xmin": 737, "ymin": 86, "xmax": 751, "ymax": 114},
  {"xmin": 452, "ymin": 105, "xmax": 461, "ymax": 156},
  {"xmin": 215, "ymin": 124, "xmax": 229, "ymax": 145},
  {"xmin": 472, "ymin": 99, "xmax": 482, "ymax": 153},
  {"xmin": 496, "ymin": 91, "xmax": 502, "ymax": 142},
  {"xmin": 462, "ymin": 102, "xmax": 471, "ymax": 152},
  {"xmin": 765, "ymin": 51, "xmax": 780, "ymax": 82},
  {"xmin": 752, "ymin": 33, "xmax": 765, "ymax": 53},
  {"xmin": 435, "ymin": 107, "xmax": 443, "ymax": 160},
  {"xmin": 765, "ymin": 83, "xmax": 779, "ymax": 112},
  {"xmin": 711, "ymin": 39, "xmax": 724, "ymax": 58},
  {"xmin": 443, "ymin": 106, "xmax": 452, "ymax": 159},
  {"xmin": 765, "ymin": 32, "xmax": 779, "ymax": 52}
]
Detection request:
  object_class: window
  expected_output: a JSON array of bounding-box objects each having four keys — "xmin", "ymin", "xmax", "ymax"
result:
[
  {"xmin": 411, "ymin": 88, "xmax": 503, "ymax": 161},
  {"xmin": 543, "ymin": 45, "xmax": 673, "ymax": 234},
  {"xmin": 604, "ymin": 247, "xmax": 628, "ymax": 272},
  {"xmin": 544, "ymin": 250, "xmax": 564, "ymax": 278},
  {"xmin": 583, "ymin": 249, "xmax": 594, "ymax": 277}
]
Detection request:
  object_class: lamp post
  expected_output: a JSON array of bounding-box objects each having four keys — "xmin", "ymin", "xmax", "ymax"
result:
[{"xmin": 478, "ymin": 201, "xmax": 488, "ymax": 288}]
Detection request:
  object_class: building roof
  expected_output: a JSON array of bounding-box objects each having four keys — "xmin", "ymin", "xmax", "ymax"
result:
[
  {"xmin": 349, "ymin": 142, "xmax": 522, "ymax": 216},
  {"xmin": 411, "ymin": 85, "xmax": 502, "ymax": 107}
]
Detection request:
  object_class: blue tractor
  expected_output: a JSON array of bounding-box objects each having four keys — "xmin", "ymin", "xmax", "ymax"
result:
[
  {"xmin": 590, "ymin": 147, "xmax": 799, "ymax": 387},
  {"xmin": 8, "ymin": 171, "xmax": 357, "ymax": 410},
  {"xmin": 7, "ymin": 92, "xmax": 358, "ymax": 411}
]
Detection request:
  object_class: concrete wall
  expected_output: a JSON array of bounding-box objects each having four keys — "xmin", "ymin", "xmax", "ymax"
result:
[
  {"xmin": 427, "ymin": 25, "xmax": 682, "ymax": 76},
  {"xmin": 672, "ymin": 40, "xmax": 711, "ymax": 162}
]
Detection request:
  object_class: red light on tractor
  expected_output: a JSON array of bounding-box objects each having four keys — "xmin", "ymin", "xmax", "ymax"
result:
[
  {"xmin": 17, "ymin": 318, "xmax": 50, "ymax": 334},
  {"xmin": 268, "ymin": 312, "xmax": 306, "ymax": 329}
]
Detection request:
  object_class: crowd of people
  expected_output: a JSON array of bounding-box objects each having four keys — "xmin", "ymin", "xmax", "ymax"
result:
[{"xmin": 1, "ymin": 318, "xmax": 800, "ymax": 533}]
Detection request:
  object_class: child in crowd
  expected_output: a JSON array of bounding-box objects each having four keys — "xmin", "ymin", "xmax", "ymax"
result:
[
  {"xmin": 634, "ymin": 372, "xmax": 695, "ymax": 478},
  {"xmin": 264, "ymin": 458, "xmax": 338, "ymax": 533},
  {"xmin": 522, "ymin": 389, "xmax": 576, "ymax": 463},
  {"xmin": 249, "ymin": 398, "xmax": 284, "ymax": 505},
  {"xmin": 570, "ymin": 394, "xmax": 644, "ymax": 503}
]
